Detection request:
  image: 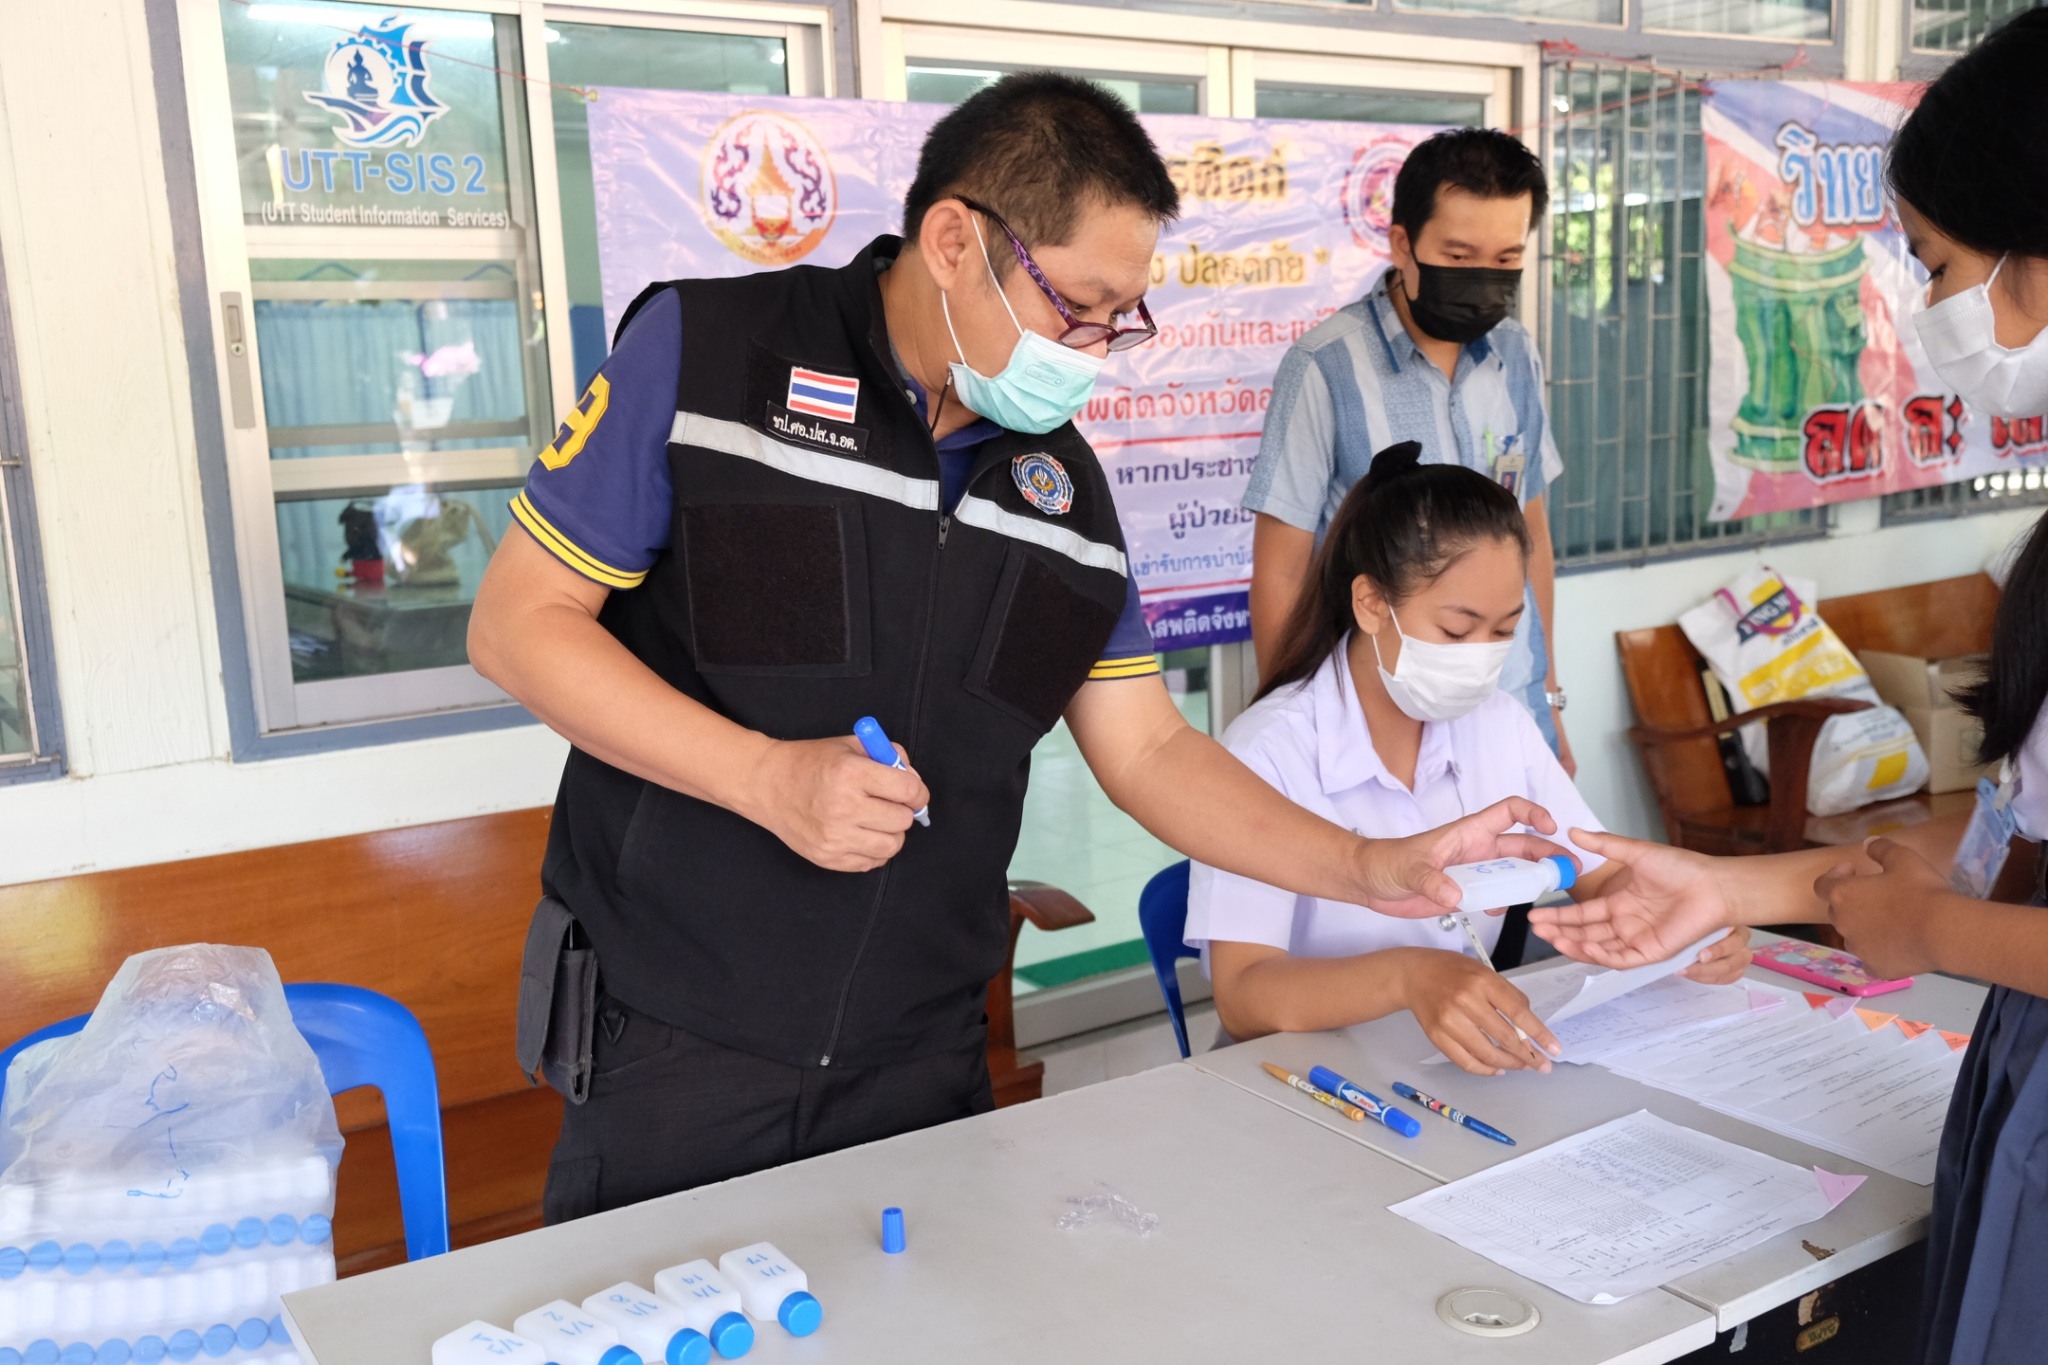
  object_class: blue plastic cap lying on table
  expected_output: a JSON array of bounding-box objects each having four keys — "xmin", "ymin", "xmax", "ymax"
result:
[
  {"xmin": 707, "ymin": 1311, "xmax": 754, "ymax": 1359},
  {"xmin": 777, "ymin": 1292, "xmax": 822, "ymax": 1338},
  {"xmin": 1384, "ymin": 1106, "xmax": 1423, "ymax": 1138},
  {"xmin": 881, "ymin": 1205, "xmax": 905, "ymax": 1254},
  {"xmin": 597, "ymin": 1346, "xmax": 641, "ymax": 1365},
  {"xmin": 663, "ymin": 1328, "xmax": 711, "ymax": 1365},
  {"xmin": 1545, "ymin": 853, "xmax": 1577, "ymax": 892}
]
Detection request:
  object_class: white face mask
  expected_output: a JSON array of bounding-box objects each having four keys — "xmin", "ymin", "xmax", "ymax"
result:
[
  {"xmin": 2007, "ymin": 698, "xmax": 2048, "ymax": 841},
  {"xmin": 1369, "ymin": 608, "xmax": 1511, "ymax": 723},
  {"xmin": 1912, "ymin": 256, "xmax": 2048, "ymax": 420}
]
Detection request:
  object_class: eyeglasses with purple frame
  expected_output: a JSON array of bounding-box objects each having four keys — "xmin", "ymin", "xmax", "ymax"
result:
[{"xmin": 955, "ymin": 196, "xmax": 1159, "ymax": 353}]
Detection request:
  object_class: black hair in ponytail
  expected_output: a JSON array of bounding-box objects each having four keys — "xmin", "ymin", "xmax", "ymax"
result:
[
  {"xmin": 1960, "ymin": 510, "xmax": 2048, "ymax": 765},
  {"xmin": 1256, "ymin": 443, "xmax": 1530, "ymax": 704}
]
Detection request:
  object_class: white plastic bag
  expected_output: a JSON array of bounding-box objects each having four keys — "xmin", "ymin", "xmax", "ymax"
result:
[
  {"xmin": 0, "ymin": 944, "xmax": 342, "ymax": 1361},
  {"xmin": 1679, "ymin": 567, "xmax": 1929, "ymax": 817}
]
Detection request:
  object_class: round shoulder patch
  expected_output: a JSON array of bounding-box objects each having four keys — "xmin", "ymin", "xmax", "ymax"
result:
[{"xmin": 1013, "ymin": 452, "xmax": 1074, "ymax": 516}]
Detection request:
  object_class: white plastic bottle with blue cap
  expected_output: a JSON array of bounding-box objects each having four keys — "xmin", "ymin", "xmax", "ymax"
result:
[
  {"xmin": 654, "ymin": 1259, "xmax": 755, "ymax": 1359},
  {"xmin": 432, "ymin": 1320, "xmax": 549, "ymax": 1365},
  {"xmin": 1445, "ymin": 855, "xmax": 1576, "ymax": 912},
  {"xmin": 582, "ymin": 1283, "xmax": 713, "ymax": 1365},
  {"xmin": 516, "ymin": 1300, "xmax": 644, "ymax": 1365},
  {"xmin": 717, "ymin": 1243, "xmax": 821, "ymax": 1337}
]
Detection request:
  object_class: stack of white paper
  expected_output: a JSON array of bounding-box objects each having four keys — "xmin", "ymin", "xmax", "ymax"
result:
[
  {"xmin": 1496, "ymin": 959, "xmax": 1965, "ymax": 1185},
  {"xmin": 1390, "ymin": 1111, "xmax": 1859, "ymax": 1304}
]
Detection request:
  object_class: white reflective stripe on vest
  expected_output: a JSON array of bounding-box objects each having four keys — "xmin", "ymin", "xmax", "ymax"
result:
[
  {"xmin": 671, "ymin": 411, "xmax": 941, "ymax": 512},
  {"xmin": 953, "ymin": 493, "xmax": 1129, "ymax": 577}
]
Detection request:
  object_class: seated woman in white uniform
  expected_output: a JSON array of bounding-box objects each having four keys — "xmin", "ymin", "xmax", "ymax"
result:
[{"xmin": 1187, "ymin": 447, "xmax": 1751, "ymax": 1074}]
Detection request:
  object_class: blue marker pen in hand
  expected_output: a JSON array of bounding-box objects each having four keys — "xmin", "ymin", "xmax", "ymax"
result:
[{"xmin": 853, "ymin": 716, "xmax": 931, "ymax": 828}]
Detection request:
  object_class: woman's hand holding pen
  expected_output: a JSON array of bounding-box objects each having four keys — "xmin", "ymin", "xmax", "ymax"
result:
[
  {"xmin": 1397, "ymin": 948, "xmax": 1560, "ymax": 1076},
  {"xmin": 1356, "ymin": 798, "xmax": 1575, "ymax": 920}
]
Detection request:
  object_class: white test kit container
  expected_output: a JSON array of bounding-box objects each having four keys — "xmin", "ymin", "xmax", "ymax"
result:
[
  {"xmin": 1446, "ymin": 855, "xmax": 1576, "ymax": 912},
  {"xmin": 516, "ymin": 1299, "xmax": 644, "ymax": 1365},
  {"xmin": 717, "ymin": 1242, "xmax": 821, "ymax": 1337},
  {"xmin": 432, "ymin": 1320, "xmax": 549, "ymax": 1365},
  {"xmin": 584, "ymin": 1282, "xmax": 713, "ymax": 1365},
  {"xmin": 654, "ymin": 1259, "xmax": 756, "ymax": 1359}
]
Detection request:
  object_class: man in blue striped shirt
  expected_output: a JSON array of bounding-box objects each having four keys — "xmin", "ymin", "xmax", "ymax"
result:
[{"xmin": 1244, "ymin": 129, "xmax": 1572, "ymax": 771}]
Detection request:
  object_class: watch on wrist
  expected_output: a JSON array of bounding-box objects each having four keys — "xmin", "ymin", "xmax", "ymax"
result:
[{"xmin": 1545, "ymin": 687, "xmax": 1568, "ymax": 712}]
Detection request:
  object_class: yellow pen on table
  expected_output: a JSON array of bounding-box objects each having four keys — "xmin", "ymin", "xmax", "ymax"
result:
[{"xmin": 1260, "ymin": 1061, "xmax": 1366, "ymax": 1121}]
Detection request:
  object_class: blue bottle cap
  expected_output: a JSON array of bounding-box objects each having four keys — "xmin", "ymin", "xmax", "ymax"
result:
[
  {"xmin": 663, "ymin": 1328, "xmax": 711, "ymax": 1365},
  {"xmin": 57, "ymin": 1344, "xmax": 93, "ymax": 1365},
  {"xmin": 597, "ymin": 1347, "xmax": 641, "ymax": 1365},
  {"xmin": 199, "ymin": 1324, "xmax": 234, "ymax": 1358},
  {"xmin": 266, "ymin": 1216, "xmax": 296, "ymax": 1247},
  {"xmin": 234, "ymin": 1320, "xmax": 269, "ymax": 1352},
  {"xmin": 62, "ymin": 1243, "xmax": 96, "ymax": 1275},
  {"xmin": 777, "ymin": 1292, "xmax": 821, "ymax": 1338},
  {"xmin": 166, "ymin": 1239, "xmax": 200, "ymax": 1272},
  {"xmin": 1385, "ymin": 1107, "xmax": 1424, "ymax": 1138},
  {"xmin": 23, "ymin": 1341, "xmax": 56, "ymax": 1365},
  {"xmin": 1545, "ymin": 854, "xmax": 1577, "ymax": 892},
  {"xmin": 0, "ymin": 1347, "xmax": 20, "ymax": 1365},
  {"xmin": 298, "ymin": 1214, "xmax": 332, "ymax": 1246},
  {"xmin": 98, "ymin": 1241, "xmax": 132, "ymax": 1273},
  {"xmin": 881, "ymin": 1206, "xmax": 905, "ymax": 1254},
  {"xmin": 132, "ymin": 1243, "xmax": 165, "ymax": 1276},
  {"xmin": 232, "ymin": 1218, "xmax": 265, "ymax": 1250},
  {"xmin": 706, "ymin": 1311, "xmax": 752, "ymax": 1360},
  {"xmin": 164, "ymin": 1332, "xmax": 200, "ymax": 1365},
  {"xmin": 28, "ymin": 1241, "xmax": 62, "ymax": 1272},
  {"xmin": 0, "ymin": 1247, "xmax": 24, "ymax": 1279},
  {"xmin": 197, "ymin": 1225, "xmax": 231, "ymax": 1257},
  {"xmin": 131, "ymin": 1338, "xmax": 166, "ymax": 1365},
  {"xmin": 95, "ymin": 1341, "xmax": 131, "ymax": 1365},
  {"xmin": 267, "ymin": 1316, "xmax": 290, "ymax": 1346}
]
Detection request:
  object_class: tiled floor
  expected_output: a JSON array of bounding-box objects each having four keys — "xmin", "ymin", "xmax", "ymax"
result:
[
  {"xmin": 1032, "ymin": 1001, "xmax": 1221, "ymax": 1096},
  {"xmin": 1006, "ymin": 689, "xmax": 1208, "ymax": 989}
]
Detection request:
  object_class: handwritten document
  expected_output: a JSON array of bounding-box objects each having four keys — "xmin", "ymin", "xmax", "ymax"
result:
[{"xmin": 1390, "ymin": 1111, "xmax": 1851, "ymax": 1304}]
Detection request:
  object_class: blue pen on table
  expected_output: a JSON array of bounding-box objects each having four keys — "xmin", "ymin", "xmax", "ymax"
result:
[
  {"xmin": 1392, "ymin": 1081, "xmax": 1516, "ymax": 1146},
  {"xmin": 1308, "ymin": 1065, "xmax": 1420, "ymax": 1138},
  {"xmin": 853, "ymin": 716, "xmax": 931, "ymax": 827}
]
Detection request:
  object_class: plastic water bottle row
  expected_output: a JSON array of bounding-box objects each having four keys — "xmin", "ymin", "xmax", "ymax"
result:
[
  {"xmin": 0, "ymin": 1218, "xmax": 332, "ymax": 1282},
  {"xmin": 0, "ymin": 1312, "xmax": 297, "ymax": 1364},
  {"xmin": 0, "ymin": 1250, "xmax": 334, "ymax": 1344},
  {"xmin": 0, "ymin": 1164, "xmax": 333, "ymax": 1243},
  {"xmin": 435, "ymin": 1243, "xmax": 820, "ymax": 1365}
]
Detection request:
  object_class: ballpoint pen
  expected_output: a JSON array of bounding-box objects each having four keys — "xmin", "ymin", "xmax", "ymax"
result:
[{"xmin": 1392, "ymin": 1081, "xmax": 1516, "ymax": 1146}]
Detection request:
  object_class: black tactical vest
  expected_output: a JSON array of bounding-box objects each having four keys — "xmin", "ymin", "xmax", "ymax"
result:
[{"xmin": 542, "ymin": 237, "xmax": 1135, "ymax": 1069}]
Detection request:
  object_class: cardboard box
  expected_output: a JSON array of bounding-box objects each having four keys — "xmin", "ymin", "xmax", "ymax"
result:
[{"xmin": 1857, "ymin": 650, "xmax": 1992, "ymax": 793}]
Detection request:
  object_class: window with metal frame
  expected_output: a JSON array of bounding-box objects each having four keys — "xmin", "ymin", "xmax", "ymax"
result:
[
  {"xmin": 1542, "ymin": 60, "xmax": 1822, "ymax": 569},
  {"xmin": 1910, "ymin": 0, "xmax": 2041, "ymax": 51},
  {"xmin": 0, "ymin": 244, "xmax": 61, "ymax": 778}
]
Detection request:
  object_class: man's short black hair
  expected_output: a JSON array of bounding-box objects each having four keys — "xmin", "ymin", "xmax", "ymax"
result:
[
  {"xmin": 903, "ymin": 72, "xmax": 1180, "ymax": 257},
  {"xmin": 1390, "ymin": 128, "xmax": 1549, "ymax": 244}
]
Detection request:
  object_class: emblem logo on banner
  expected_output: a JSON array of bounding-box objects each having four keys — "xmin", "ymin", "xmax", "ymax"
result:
[
  {"xmin": 1013, "ymin": 453, "xmax": 1075, "ymax": 516},
  {"xmin": 1342, "ymin": 138, "xmax": 1408, "ymax": 251},
  {"xmin": 700, "ymin": 112, "xmax": 838, "ymax": 266},
  {"xmin": 304, "ymin": 19, "xmax": 448, "ymax": 149}
]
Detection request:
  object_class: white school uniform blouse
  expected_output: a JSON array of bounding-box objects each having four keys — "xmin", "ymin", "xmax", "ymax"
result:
[{"xmin": 1185, "ymin": 642, "xmax": 1606, "ymax": 967}]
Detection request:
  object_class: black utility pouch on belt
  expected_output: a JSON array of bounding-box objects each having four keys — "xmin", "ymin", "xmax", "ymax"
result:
[{"xmin": 515, "ymin": 896, "xmax": 599, "ymax": 1105}]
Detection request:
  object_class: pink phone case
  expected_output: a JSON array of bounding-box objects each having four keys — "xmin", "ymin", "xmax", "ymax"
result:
[{"xmin": 1752, "ymin": 940, "xmax": 1913, "ymax": 997}]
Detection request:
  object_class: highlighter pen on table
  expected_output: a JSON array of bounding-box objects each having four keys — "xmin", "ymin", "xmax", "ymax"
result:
[
  {"xmin": 1392, "ymin": 1081, "xmax": 1516, "ymax": 1146},
  {"xmin": 1260, "ymin": 1062, "xmax": 1367, "ymax": 1122},
  {"xmin": 852, "ymin": 715, "xmax": 930, "ymax": 827},
  {"xmin": 1308, "ymin": 1065, "xmax": 1421, "ymax": 1138}
]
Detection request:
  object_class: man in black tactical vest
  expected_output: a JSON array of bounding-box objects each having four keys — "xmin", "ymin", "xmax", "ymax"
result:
[{"xmin": 471, "ymin": 74, "xmax": 1562, "ymax": 1222}]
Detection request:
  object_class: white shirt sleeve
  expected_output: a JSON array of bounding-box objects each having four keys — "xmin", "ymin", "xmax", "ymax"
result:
[
  {"xmin": 1511, "ymin": 701, "xmax": 1607, "ymax": 873},
  {"xmin": 1183, "ymin": 738, "xmax": 1313, "ymax": 954}
]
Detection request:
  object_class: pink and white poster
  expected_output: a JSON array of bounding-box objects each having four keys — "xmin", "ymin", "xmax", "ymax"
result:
[{"xmin": 587, "ymin": 89, "xmax": 1435, "ymax": 647}]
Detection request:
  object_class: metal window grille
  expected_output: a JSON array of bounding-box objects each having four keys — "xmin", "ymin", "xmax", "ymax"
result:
[
  {"xmin": 1542, "ymin": 61, "xmax": 1822, "ymax": 569},
  {"xmin": 1911, "ymin": 0, "xmax": 2042, "ymax": 52}
]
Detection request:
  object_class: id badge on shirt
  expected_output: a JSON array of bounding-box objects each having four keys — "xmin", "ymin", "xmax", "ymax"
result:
[
  {"xmin": 1950, "ymin": 773, "xmax": 2018, "ymax": 899},
  {"xmin": 1489, "ymin": 433, "xmax": 1526, "ymax": 499}
]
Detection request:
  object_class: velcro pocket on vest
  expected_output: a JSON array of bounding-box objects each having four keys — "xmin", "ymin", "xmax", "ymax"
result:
[
  {"xmin": 682, "ymin": 499, "xmax": 869, "ymax": 674},
  {"xmin": 966, "ymin": 546, "xmax": 1120, "ymax": 733}
]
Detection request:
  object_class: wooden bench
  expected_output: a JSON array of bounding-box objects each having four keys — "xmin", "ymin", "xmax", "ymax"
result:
[
  {"xmin": 1615, "ymin": 573, "xmax": 1997, "ymax": 856},
  {"xmin": 0, "ymin": 810, "xmax": 1091, "ymax": 1275}
]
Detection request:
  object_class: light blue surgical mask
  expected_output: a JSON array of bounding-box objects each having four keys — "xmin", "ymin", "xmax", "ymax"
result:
[{"xmin": 941, "ymin": 220, "xmax": 1104, "ymax": 435}]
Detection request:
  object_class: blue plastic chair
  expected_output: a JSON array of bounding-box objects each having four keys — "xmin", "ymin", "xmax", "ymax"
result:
[
  {"xmin": 0, "ymin": 982, "xmax": 450, "ymax": 1261},
  {"xmin": 1138, "ymin": 860, "xmax": 1198, "ymax": 1059}
]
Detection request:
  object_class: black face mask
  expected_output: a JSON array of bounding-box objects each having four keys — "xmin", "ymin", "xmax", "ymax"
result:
[{"xmin": 1403, "ymin": 263, "xmax": 1522, "ymax": 345}]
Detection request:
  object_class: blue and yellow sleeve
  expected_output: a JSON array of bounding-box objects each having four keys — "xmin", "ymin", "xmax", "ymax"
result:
[
  {"xmin": 1088, "ymin": 578, "xmax": 1161, "ymax": 681},
  {"xmin": 511, "ymin": 289, "xmax": 681, "ymax": 590}
]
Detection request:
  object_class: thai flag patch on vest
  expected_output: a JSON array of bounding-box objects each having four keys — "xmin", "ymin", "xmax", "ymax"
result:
[{"xmin": 786, "ymin": 367, "xmax": 860, "ymax": 424}]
